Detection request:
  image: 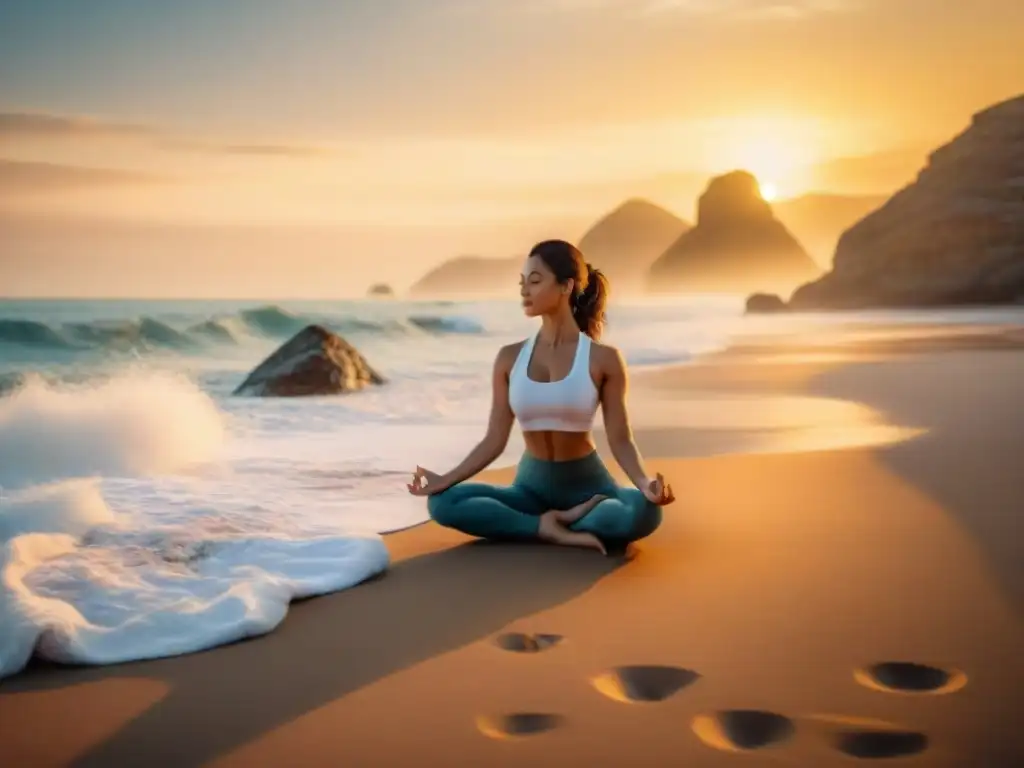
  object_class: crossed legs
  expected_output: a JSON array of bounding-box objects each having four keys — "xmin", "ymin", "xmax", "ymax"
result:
[{"xmin": 427, "ymin": 481, "xmax": 662, "ymax": 552}]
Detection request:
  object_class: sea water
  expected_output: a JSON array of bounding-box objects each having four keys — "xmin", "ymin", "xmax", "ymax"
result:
[{"xmin": 1, "ymin": 296, "xmax": 1019, "ymax": 678}]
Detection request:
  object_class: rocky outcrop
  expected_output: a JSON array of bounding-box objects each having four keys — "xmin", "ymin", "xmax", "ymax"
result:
[
  {"xmin": 409, "ymin": 255, "xmax": 520, "ymax": 297},
  {"xmin": 647, "ymin": 171, "xmax": 821, "ymax": 294},
  {"xmin": 233, "ymin": 325, "xmax": 385, "ymax": 397},
  {"xmin": 578, "ymin": 198, "xmax": 690, "ymax": 294},
  {"xmin": 789, "ymin": 94, "xmax": 1024, "ymax": 310},
  {"xmin": 367, "ymin": 283, "xmax": 394, "ymax": 298},
  {"xmin": 745, "ymin": 292, "xmax": 788, "ymax": 313}
]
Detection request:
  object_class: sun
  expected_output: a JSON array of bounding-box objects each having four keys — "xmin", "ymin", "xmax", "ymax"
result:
[
  {"xmin": 759, "ymin": 180, "xmax": 778, "ymax": 201},
  {"xmin": 703, "ymin": 116, "xmax": 825, "ymax": 202}
]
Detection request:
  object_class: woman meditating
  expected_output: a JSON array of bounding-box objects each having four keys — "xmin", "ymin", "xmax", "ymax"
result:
[{"xmin": 407, "ymin": 239, "xmax": 674, "ymax": 554}]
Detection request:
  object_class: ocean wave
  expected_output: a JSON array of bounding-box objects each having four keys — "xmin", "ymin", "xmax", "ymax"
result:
[
  {"xmin": 235, "ymin": 305, "xmax": 485, "ymax": 339},
  {"xmin": 0, "ymin": 370, "xmax": 226, "ymax": 490},
  {"xmin": 0, "ymin": 319, "xmax": 81, "ymax": 350},
  {"xmin": 236, "ymin": 305, "xmax": 315, "ymax": 338},
  {"xmin": 0, "ymin": 304, "xmax": 486, "ymax": 358},
  {"xmin": 0, "ymin": 371, "xmax": 390, "ymax": 679},
  {"xmin": 187, "ymin": 318, "xmax": 241, "ymax": 345},
  {"xmin": 0, "ymin": 316, "xmax": 208, "ymax": 355},
  {"xmin": 407, "ymin": 314, "xmax": 485, "ymax": 334}
]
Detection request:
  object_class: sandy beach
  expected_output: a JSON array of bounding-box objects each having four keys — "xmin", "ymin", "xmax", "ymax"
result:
[{"xmin": 2, "ymin": 325, "xmax": 1022, "ymax": 767}]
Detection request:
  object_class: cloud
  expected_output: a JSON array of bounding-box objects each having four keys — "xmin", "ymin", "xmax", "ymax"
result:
[
  {"xmin": 454, "ymin": 0, "xmax": 854, "ymax": 18},
  {"xmin": 642, "ymin": 0, "xmax": 851, "ymax": 15},
  {"xmin": 813, "ymin": 147, "xmax": 927, "ymax": 192},
  {"xmin": 0, "ymin": 112, "xmax": 152, "ymax": 137},
  {"xmin": 218, "ymin": 144, "xmax": 325, "ymax": 157},
  {"xmin": 161, "ymin": 140, "xmax": 327, "ymax": 157},
  {"xmin": 0, "ymin": 159, "xmax": 167, "ymax": 197},
  {"xmin": 725, "ymin": 0, "xmax": 853, "ymax": 20},
  {"xmin": 1, "ymin": 110, "xmax": 323, "ymax": 158}
]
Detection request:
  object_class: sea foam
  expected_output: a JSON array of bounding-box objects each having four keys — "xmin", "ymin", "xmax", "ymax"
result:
[{"xmin": 0, "ymin": 371, "xmax": 390, "ymax": 680}]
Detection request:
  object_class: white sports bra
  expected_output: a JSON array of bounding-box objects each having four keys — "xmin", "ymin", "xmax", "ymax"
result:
[{"xmin": 508, "ymin": 332, "xmax": 600, "ymax": 432}]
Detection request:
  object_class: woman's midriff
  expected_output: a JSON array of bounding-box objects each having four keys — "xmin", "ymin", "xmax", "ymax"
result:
[{"xmin": 522, "ymin": 430, "xmax": 597, "ymax": 462}]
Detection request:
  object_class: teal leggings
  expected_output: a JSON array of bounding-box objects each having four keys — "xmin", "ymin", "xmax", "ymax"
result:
[{"xmin": 427, "ymin": 451, "xmax": 662, "ymax": 546}]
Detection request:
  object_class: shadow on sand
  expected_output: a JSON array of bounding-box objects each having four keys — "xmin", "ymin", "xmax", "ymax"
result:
[
  {"xmin": 814, "ymin": 353, "xmax": 1024, "ymax": 612},
  {"xmin": 2, "ymin": 538, "xmax": 626, "ymax": 767}
]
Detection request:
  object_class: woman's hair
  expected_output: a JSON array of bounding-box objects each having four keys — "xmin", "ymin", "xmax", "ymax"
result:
[{"xmin": 528, "ymin": 239, "xmax": 609, "ymax": 340}]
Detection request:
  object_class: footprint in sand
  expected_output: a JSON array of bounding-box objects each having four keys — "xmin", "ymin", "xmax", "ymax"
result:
[
  {"xmin": 808, "ymin": 715, "xmax": 929, "ymax": 759},
  {"xmin": 591, "ymin": 665, "xmax": 701, "ymax": 704},
  {"xmin": 692, "ymin": 710, "xmax": 795, "ymax": 752},
  {"xmin": 835, "ymin": 728, "xmax": 928, "ymax": 758},
  {"xmin": 854, "ymin": 661, "xmax": 967, "ymax": 695},
  {"xmin": 476, "ymin": 713, "xmax": 566, "ymax": 740},
  {"xmin": 481, "ymin": 634, "xmax": 568, "ymax": 740},
  {"xmin": 692, "ymin": 710, "xmax": 932, "ymax": 759},
  {"xmin": 494, "ymin": 632, "xmax": 564, "ymax": 653},
  {"xmin": 483, "ymin": 634, "xmax": 939, "ymax": 758}
]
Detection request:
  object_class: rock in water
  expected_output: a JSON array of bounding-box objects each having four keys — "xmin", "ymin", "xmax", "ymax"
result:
[
  {"xmin": 745, "ymin": 292, "xmax": 788, "ymax": 314},
  {"xmin": 790, "ymin": 93, "xmax": 1024, "ymax": 309},
  {"xmin": 367, "ymin": 283, "xmax": 394, "ymax": 298},
  {"xmin": 647, "ymin": 171, "xmax": 821, "ymax": 295},
  {"xmin": 233, "ymin": 325, "xmax": 386, "ymax": 397}
]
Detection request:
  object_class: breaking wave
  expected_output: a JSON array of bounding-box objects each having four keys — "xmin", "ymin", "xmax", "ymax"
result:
[{"xmin": 0, "ymin": 371, "xmax": 389, "ymax": 679}]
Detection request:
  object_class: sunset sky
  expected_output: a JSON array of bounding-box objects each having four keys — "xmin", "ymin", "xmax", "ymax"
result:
[{"xmin": 1, "ymin": 0, "xmax": 1022, "ymax": 296}]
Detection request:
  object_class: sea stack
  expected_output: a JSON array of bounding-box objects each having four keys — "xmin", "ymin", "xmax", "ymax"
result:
[
  {"xmin": 233, "ymin": 325, "xmax": 386, "ymax": 397},
  {"xmin": 647, "ymin": 171, "xmax": 820, "ymax": 294},
  {"xmin": 788, "ymin": 93, "xmax": 1024, "ymax": 310}
]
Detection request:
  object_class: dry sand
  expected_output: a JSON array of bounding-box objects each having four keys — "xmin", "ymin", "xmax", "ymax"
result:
[{"xmin": 1, "ymin": 327, "xmax": 1022, "ymax": 767}]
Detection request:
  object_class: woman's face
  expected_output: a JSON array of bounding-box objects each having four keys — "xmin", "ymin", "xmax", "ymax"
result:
[{"xmin": 519, "ymin": 255, "xmax": 571, "ymax": 317}]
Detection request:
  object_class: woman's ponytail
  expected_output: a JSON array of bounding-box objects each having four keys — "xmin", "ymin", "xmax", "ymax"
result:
[{"xmin": 572, "ymin": 262, "xmax": 609, "ymax": 340}]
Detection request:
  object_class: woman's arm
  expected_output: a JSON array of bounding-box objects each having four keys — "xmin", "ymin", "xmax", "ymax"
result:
[
  {"xmin": 599, "ymin": 346, "xmax": 651, "ymax": 490},
  {"xmin": 436, "ymin": 344, "xmax": 518, "ymax": 491}
]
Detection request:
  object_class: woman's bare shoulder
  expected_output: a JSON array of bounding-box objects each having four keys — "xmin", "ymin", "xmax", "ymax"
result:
[
  {"xmin": 494, "ymin": 340, "xmax": 527, "ymax": 371},
  {"xmin": 590, "ymin": 340, "xmax": 626, "ymax": 369}
]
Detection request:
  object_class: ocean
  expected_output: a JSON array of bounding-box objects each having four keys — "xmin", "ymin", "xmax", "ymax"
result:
[{"xmin": 2, "ymin": 295, "xmax": 1020, "ymax": 678}]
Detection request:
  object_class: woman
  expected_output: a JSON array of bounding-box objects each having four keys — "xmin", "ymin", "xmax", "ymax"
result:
[{"xmin": 407, "ymin": 239, "xmax": 674, "ymax": 555}]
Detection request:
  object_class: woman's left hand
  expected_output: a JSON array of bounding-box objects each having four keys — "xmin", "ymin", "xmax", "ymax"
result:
[{"xmin": 641, "ymin": 473, "xmax": 675, "ymax": 506}]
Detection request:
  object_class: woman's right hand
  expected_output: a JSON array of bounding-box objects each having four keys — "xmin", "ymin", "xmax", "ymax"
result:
[{"xmin": 407, "ymin": 466, "xmax": 446, "ymax": 496}]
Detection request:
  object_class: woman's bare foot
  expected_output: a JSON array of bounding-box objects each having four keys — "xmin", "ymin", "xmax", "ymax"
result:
[
  {"xmin": 538, "ymin": 511, "xmax": 607, "ymax": 555},
  {"xmin": 553, "ymin": 494, "xmax": 608, "ymax": 526}
]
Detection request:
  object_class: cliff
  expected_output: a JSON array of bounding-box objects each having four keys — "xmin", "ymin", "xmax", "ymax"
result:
[{"xmin": 788, "ymin": 94, "xmax": 1024, "ymax": 309}]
